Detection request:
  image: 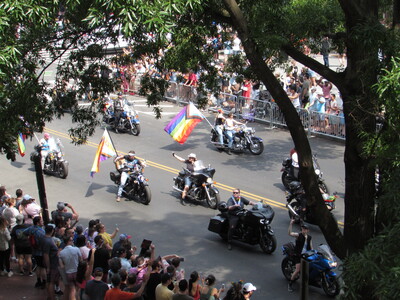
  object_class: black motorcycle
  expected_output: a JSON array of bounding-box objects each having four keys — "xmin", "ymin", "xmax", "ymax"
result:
[
  {"xmin": 30, "ymin": 138, "xmax": 69, "ymax": 179},
  {"xmin": 110, "ymin": 163, "xmax": 151, "ymax": 205},
  {"xmin": 210, "ymin": 124, "xmax": 264, "ymax": 155},
  {"xmin": 208, "ymin": 202, "xmax": 277, "ymax": 254},
  {"xmin": 286, "ymin": 181, "xmax": 337, "ymax": 225},
  {"xmin": 172, "ymin": 160, "xmax": 220, "ymax": 209},
  {"xmin": 101, "ymin": 98, "xmax": 141, "ymax": 136},
  {"xmin": 281, "ymin": 154, "xmax": 329, "ymax": 194}
]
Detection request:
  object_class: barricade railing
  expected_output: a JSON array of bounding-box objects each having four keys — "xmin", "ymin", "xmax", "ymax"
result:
[{"xmin": 161, "ymin": 81, "xmax": 346, "ymax": 141}]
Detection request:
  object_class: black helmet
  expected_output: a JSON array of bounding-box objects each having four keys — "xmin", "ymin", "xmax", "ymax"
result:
[{"xmin": 218, "ymin": 201, "xmax": 228, "ymax": 212}]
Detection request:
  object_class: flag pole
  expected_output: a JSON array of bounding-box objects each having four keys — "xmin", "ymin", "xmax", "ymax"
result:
[
  {"xmin": 105, "ymin": 128, "xmax": 118, "ymax": 157},
  {"xmin": 191, "ymin": 102, "xmax": 215, "ymax": 130}
]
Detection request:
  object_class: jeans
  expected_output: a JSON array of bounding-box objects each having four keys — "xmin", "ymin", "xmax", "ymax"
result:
[
  {"xmin": 227, "ymin": 215, "xmax": 239, "ymax": 243},
  {"xmin": 225, "ymin": 130, "xmax": 234, "ymax": 148},
  {"xmin": 0, "ymin": 248, "xmax": 11, "ymax": 272},
  {"xmin": 323, "ymin": 54, "xmax": 329, "ymax": 67},
  {"xmin": 118, "ymin": 171, "xmax": 129, "ymax": 197},
  {"xmin": 215, "ymin": 126, "xmax": 224, "ymax": 145}
]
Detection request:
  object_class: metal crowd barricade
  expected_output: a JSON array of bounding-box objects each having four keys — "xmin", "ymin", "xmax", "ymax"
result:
[{"xmin": 164, "ymin": 81, "xmax": 179, "ymax": 104}]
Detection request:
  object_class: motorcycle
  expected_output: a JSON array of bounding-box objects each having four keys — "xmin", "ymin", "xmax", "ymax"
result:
[
  {"xmin": 101, "ymin": 98, "xmax": 141, "ymax": 135},
  {"xmin": 208, "ymin": 202, "xmax": 277, "ymax": 254},
  {"xmin": 281, "ymin": 243, "xmax": 340, "ymax": 297},
  {"xmin": 109, "ymin": 161, "xmax": 151, "ymax": 205},
  {"xmin": 281, "ymin": 154, "xmax": 329, "ymax": 194},
  {"xmin": 286, "ymin": 181, "xmax": 337, "ymax": 224},
  {"xmin": 210, "ymin": 124, "xmax": 264, "ymax": 155},
  {"xmin": 172, "ymin": 160, "xmax": 220, "ymax": 209},
  {"xmin": 30, "ymin": 138, "xmax": 69, "ymax": 179}
]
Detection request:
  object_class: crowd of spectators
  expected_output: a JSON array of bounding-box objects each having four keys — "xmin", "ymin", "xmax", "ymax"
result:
[{"xmin": 0, "ymin": 185, "xmax": 257, "ymax": 300}]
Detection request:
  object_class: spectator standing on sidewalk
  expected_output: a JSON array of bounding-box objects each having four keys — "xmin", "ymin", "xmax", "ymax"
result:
[
  {"xmin": 85, "ymin": 267, "xmax": 109, "ymax": 300},
  {"xmin": 0, "ymin": 215, "xmax": 12, "ymax": 277},
  {"xmin": 173, "ymin": 279, "xmax": 193, "ymax": 300},
  {"xmin": 59, "ymin": 234, "xmax": 82, "ymax": 299},
  {"xmin": 91, "ymin": 235, "xmax": 110, "ymax": 282},
  {"xmin": 42, "ymin": 224, "xmax": 60, "ymax": 300},
  {"xmin": 51, "ymin": 202, "xmax": 79, "ymax": 228},
  {"xmin": 11, "ymin": 214, "xmax": 33, "ymax": 275},
  {"xmin": 321, "ymin": 36, "xmax": 331, "ymax": 67}
]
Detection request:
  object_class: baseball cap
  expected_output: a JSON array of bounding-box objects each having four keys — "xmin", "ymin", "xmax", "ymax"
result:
[
  {"xmin": 23, "ymin": 194, "xmax": 34, "ymax": 201},
  {"xmin": 57, "ymin": 202, "xmax": 65, "ymax": 211},
  {"xmin": 188, "ymin": 153, "xmax": 197, "ymax": 159},
  {"xmin": 119, "ymin": 233, "xmax": 132, "ymax": 241},
  {"xmin": 243, "ymin": 283, "xmax": 257, "ymax": 293},
  {"xmin": 16, "ymin": 214, "xmax": 24, "ymax": 225},
  {"xmin": 301, "ymin": 224, "xmax": 309, "ymax": 229},
  {"xmin": 94, "ymin": 267, "xmax": 103, "ymax": 275}
]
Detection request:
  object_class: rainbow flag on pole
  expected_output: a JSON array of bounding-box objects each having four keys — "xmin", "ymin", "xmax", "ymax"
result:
[
  {"xmin": 164, "ymin": 102, "xmax": 204, "ymax": 144},
  {"xmin": 90, "ymin": 129, "xmax": 118, "ymax": 177},
  {"xmin": 17, "ymin": 133, "xmax": 26, "ymax": 157}
]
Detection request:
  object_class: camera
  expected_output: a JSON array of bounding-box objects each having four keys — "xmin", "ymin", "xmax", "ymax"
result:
[
  {"xmin": 64, "ymin": 203, "xmax": 68, "ymax": 206},
  {"xmin": 179, "ymin": 257, "xmax": 185, "ymax": 262}
]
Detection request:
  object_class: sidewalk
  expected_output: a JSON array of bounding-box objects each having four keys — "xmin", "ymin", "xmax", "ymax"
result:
[{"xmin": 0, "ymin": 260, "xmax": 49, "ymax": 300}]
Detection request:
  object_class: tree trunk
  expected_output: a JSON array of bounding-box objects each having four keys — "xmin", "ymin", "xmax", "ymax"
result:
[{"xmin": 223, "ymin": 0, "xmax": 347, "ymax": 259}]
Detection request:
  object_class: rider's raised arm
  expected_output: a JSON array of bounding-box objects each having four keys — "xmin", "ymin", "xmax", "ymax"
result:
[
  {"xmin": 288, "ymin": 219, "xmax": 299, "ymax": 238},
  {"xmin": 172, "ymin": 152, "xmax": 185, "ymax": 163}
]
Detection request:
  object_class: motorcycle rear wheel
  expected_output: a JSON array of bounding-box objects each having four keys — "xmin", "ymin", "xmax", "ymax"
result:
[
  {"xmin": 281, "ymin": 257, "xmax": 296, "ymax": 281},
  {"xmin": 319, "ymin": 182, "xmax": 330, "ymax": 194},
  {"xmin": 249, "ymin": 138, "xmax": 264, "ymax": 155},
  {"xmin": 206, "ymin": 188, "xmax": 220, "ymax": 209},
  {"xmin": 322, "ymin": 276, "xmax": 340, "ymax": 297},
  {"xmin": 130, "ymin": 124, "xmax": 141, "ymax": 136},
  {"xmin": 58, "ymin": 162, "xmax": 68, "ymax": 179},
  {"xmin": 259, "ymin": 233, "xmax": 277, "ymax": 254}
]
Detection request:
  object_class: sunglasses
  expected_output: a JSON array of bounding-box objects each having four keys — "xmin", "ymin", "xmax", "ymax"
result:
[{"xmin": 233, "ymin": 192, "xmax": 240, "ymax": 194}]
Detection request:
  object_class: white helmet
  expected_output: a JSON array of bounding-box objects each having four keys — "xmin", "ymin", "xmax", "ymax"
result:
[{"xmin": 188, "ymin": 153, "xmax": 197, "ymax": 159}]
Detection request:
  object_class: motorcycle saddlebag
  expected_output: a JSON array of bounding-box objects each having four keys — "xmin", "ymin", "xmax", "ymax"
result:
[
  {"xmin": 110, "ymin": 171, "xmax": 121, "ymax": 184},
  {"xmin": 208, "ymin": 216, "xmax": 225, "ymax": 233}
]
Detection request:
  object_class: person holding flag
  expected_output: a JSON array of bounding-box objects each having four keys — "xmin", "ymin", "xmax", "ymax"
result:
[
  {"xmin": 114, "ymin": 151, "xmax": 144, "ymax": 202},
  {"xmin": 172, "ymin": 152, "xmax": 198, "ymax": 199}
]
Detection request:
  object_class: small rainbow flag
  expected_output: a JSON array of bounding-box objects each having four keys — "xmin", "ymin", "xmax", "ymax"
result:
[
  {"xmin": 17, "ymin": 133, "xmax": 26, "ymax": 157},
  {"xmin": 90, "ymin": 129, "xmax": 118, "ymax": 177},
  {"xmin": 164, "ymin": 103, "xmax": 204, "ymax": 144}
]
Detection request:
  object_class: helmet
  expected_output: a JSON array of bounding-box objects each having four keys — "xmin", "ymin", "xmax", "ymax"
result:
[
  {"xmin": 243, "ymin": 283, "xmax": 257, "ymax": 293},
  {"xmin": 44, "ymin": 133, "xmax": 50, "ymax": 139},
  {"xmin": 218, "ymin": 202, "xmax": 228, "ymax": 212},
  {"xmin": 188, "ymin": 153, "xmax": 197, "ymax": 159}
]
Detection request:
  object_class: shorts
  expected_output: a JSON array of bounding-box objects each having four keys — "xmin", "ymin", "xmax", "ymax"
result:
[
  {"xmin": 47, "ymin": 267, "xmax": 60, "ymax": 283},
  {"xmin": 15, "ymin": 246, "xmax": 32, "ymax": 255},
  {"xmin": 33, "ymin": 255, "xmax": 45, "ymax": 268},
  {"xmin": 66, "ymin": 272, "xmax": 77, "ymax": 286}
]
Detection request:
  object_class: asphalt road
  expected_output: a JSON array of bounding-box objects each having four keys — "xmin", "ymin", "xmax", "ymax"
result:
[{"xmin": 0, "ymin": 98, "xmax": 345, "ymax": 299}]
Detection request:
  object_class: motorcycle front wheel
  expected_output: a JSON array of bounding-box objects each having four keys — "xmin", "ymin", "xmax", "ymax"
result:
[
  {"xmin": 281, "ymin": 171, "xmax": 291, "ymax": 190},
  {"xmin": 281, "ymin": 257, "xmax": 296, "ymax": 281},
  {"xmin": 319, "ymin": 181, "xmax": 330, "ymax": 194},
  {"xmin": 206, "ymin": 188, "xmax": 220, "ymax": 209},
  {"xmin": 130, "ymin": 123, "xmax": 141, "ymax": 136},
  {"xmin": 249, "ymin": 138, "xmax": 264, "ymax": 155},
  {"xmin": 288, "ymin": 200, "xmax": 301, "ymax": 221},
  {"xmin": 259, "ymin": 233, "xmax": 277, "ymax": 254},
  {"xmin": 58, "ymin": 162, "xmax": 68, "ymax": 179},
  {"xmin": 139, "ymin": 185, "xmax": 151, "ymax": 205},
  {"xmin": 322, "ymin": 275, "xmax": 340, "ymax": 297}
]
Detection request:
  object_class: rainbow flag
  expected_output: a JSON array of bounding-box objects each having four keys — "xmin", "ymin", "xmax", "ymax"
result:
[
  {"xmin": 17, "ymin": 133, "xmax": 26, "ymax": 157},
  {"xmin": 164, "ymin": 103, "xmax": 204, "ymax": 144},
  {"xmin": 90, "ymin": 129, "xmax": 117, "ymax": 177}
]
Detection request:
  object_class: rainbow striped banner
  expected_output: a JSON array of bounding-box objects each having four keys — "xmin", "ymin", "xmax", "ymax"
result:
[
  {"xmin": 90, "ymin": 129, "xmax": 117, "ymax": 177},
  {"xmin": 17, "ymin": 133, "xmax": 26, "ymax": 157},
  {"xmin": 164, "ymin": 103, "xmax": 204, "ymax": 144}
]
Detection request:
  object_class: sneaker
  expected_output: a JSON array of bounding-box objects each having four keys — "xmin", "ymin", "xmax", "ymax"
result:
[
  {"xmin": 28, "ymin": 272, "xmax": 34, "ymax": 277},
  {"xmin": 0, "ymin": 270, "xmax": 7, "ymax": 276},
  {"xmin": 7, "ymin": 271, "xmax": 13, "ymax": 277},
  {"xmin": 55, "ymin": 290, "xmax": 64, "ymax": 296},
  {"xmin": 116, "ymin": 196, "xmax": 121, "ymax": 202},
  {"xmin": 19, "ymin": 271, "xmax": 25, "ymax": 276},
  {"xmin": 288, "ymin": 282, "xmax": 293, "ymax": 292}
]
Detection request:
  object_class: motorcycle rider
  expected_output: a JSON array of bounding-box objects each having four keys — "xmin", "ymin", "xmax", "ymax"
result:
[
  {"xmin": 114, "ymin": 150, "xmax": 144, "ymax": 202},
  {"xmin": 113, "ymin": 92, "xmax": 125, "ymax": 131},
  {"xmin": 287, "ymin": 219, "xmax": 313, "ymax": 292},
  {"xmin": 224, "ymin": 113, "xmax": 244, "ymax": 155},
  {"xmin": 289, "ymin": 148, "xmax": 299, "ymax": 181},
  {"xmin": 226, "ymin": 189, "xmax": 255, "ymax": 250},
  {"xmin": 214, "ymin": 109, "xmax": 226, "ymax": 146},
  {"xmin": 39, "ymin": 133, "xmax": 52, "ymax": 169},
  {"xmin": 172, "ymin": 152, "xmax": 197, "ymax": 199}
]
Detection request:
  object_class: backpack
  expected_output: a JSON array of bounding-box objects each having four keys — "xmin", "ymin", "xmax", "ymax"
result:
[{"xmin": 28, "ymin": 230, "xmax": 39, "ymax": 249}]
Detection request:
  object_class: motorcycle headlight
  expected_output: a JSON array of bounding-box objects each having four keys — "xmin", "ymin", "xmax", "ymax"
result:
[
  {"xmin": 206, "ymin": 178, "xmax": 213, "ymax": 183},
  {"xmin": 315, "ymin": 169, "xmax": 321, "ymax": 176},
  {"xmin": 329, "ymin": 261, "xmax": 337, "ymax": 268},
  {"xmin": 57, "ymin": 152, "xmax": 62, "ymax": 158}
]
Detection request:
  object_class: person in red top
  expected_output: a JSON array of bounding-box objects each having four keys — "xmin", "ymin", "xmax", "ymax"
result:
[{"xmin": 105, "ymin": 272, "xmax": 148, "ymax": 300}]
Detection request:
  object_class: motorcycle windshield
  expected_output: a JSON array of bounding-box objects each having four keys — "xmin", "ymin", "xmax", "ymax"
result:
[
  {"xmin": 48, "ymin": 138, "xmax": 60, "ymax": 152},
  {"xmin": 193, "ymin": 160, "xmax": 206, "ymax": 171},
  {"xmin": 317, "ymin": 244, "xmax": 335, "ymax": 261}
]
